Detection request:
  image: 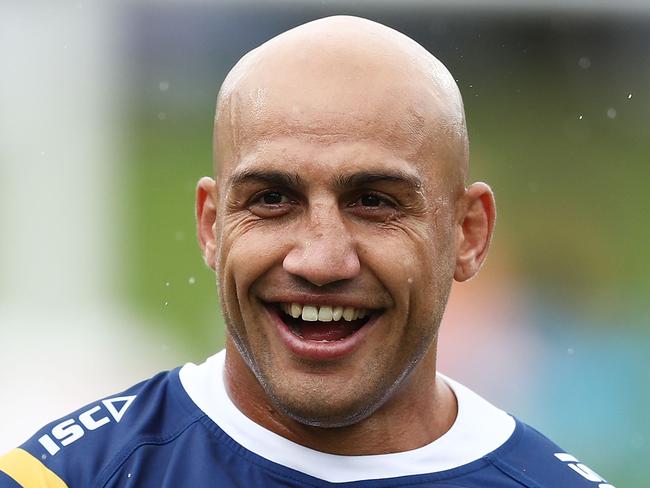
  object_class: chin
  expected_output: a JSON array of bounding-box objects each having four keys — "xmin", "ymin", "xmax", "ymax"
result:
[
  {"xmin": 260, "ymin": 369, "xmax": 391, "ymax": 429},
  {"xmin": 275, "ymin": 394, "xmax": 377, "ymax": 429}
]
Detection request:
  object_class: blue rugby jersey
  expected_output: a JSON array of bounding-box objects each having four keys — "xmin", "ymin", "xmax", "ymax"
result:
[{"xmin": 0, "ymin": 351, "xmax": 615, "ymax": 487}]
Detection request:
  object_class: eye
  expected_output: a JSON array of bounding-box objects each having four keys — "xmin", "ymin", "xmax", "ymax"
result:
[
  {"xmin": 360, "ymin": 194, "xmax": 382, "ymax": 207},
  {"xmin": 347, "ymin": 191, "xmax": 400, "ymax": 220},
  {"xmin": 352, "ymin": 192, "xmax": 394, "ymax": 209},
  {"xmin": 248, "ymin": 190, "xmax": 295, "ymax": 218},
  {"xmin": 261, "ymin": 191, "xmax": 289, "ymax": 205}
]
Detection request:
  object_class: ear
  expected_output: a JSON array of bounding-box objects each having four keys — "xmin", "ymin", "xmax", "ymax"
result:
[
  {"xmin": 454, "ymin": 182, "xmax": 496, "ymax": 282},
  {"xmin": 196, "ymin": 176, "xmax": 218, "ymax": 270}
]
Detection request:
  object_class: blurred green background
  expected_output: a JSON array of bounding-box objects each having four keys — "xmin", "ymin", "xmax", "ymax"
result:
[
  {"xmin": 2, "ymin": 2, "xmax": 648, "ymax": 486},
  {"xmin": 123, "ymin": 4, "xmax": 650, "ymax": 487},
  {"xmin": 123, "ymin": 6, "xmax": 649, "ymax": 486},
  {"xmin": 124, "ymin": 6, "xmax": 650, "ymax": 343}
]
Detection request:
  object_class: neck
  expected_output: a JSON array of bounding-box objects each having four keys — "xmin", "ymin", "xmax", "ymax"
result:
[{"xmin": 224, "ymin": 339, "xmax": 457, "ymax": 455}]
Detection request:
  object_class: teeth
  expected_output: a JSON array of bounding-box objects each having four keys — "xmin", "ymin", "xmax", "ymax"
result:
[
  {"xmin": 318, "ymin": 306, "xmax": 333, "ymax": 322},
  {"xmin": 290, "ymin": 303, "xmax": 302, "ymax": 319},
  {"xmin": 282, "ymin": 303, "xmax": 371, "ymax": 322},
  {"xmin": 332, "ymin": 306, "xmax": 343, "ymax": 321},
  {"xmin": 342, "ymin": 306, "xmax": 355, "ymax": 321},
  {"xmin": 301, "ymin": 305, "xmax": 318, "ymax": 322}
]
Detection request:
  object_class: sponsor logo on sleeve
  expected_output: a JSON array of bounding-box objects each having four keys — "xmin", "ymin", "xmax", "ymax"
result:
[
  {"xmin": 554, "ymin": 453, "xmax": 615, "ymax": 487},
  {"xmin": 37, "ymin": 395, "xmax": 136, "ymax": 456}
]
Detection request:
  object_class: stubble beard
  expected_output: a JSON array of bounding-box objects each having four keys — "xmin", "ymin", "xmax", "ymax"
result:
[
  {"xmin": 217, "ymin": 264, "xmax": 450, "ymax": 430},
  {"xmin": 223, "ymin": 304, "xmax": 442, "ymax": 430}
]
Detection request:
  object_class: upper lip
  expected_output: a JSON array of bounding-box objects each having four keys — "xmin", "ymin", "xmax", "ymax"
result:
[{"xmin": 259, "ymin": 293, "xmax": 384, "ymax": 311}]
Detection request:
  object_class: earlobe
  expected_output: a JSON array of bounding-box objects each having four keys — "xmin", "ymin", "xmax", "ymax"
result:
[
  {"xmin": 454, "ymin": 182, "xmax": 496, "ymax": 282},
  {"xmin": 196, "ymin": 176, "xmax": 219, "ymax": 270}
]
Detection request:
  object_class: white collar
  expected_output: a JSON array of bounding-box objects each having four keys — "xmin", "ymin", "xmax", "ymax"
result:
[{"xmin": 179, "ymin": 350, "xmax": 515, "ymax": 483}]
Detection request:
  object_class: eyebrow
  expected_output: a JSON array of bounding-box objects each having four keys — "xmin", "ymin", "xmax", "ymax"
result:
[
  {"xmin": 228, "ymin": 168, "xmax": 306, "ymax": 189},
  {"xmin": 334, "ymin": 170, "xmax": 423, "ymax": 192},
  {"xmin": 227, "ymin": 167, "xmax": 423, "ymax": 192}
]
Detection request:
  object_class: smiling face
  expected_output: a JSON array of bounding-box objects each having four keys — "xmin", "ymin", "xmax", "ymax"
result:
[
  {"xmin": 197, "ymin": 16, "xmax": 495, "ymax": 431},
  {"xmin": 217, "ymin": 141, "xmax": 457, "ymax": 426}
]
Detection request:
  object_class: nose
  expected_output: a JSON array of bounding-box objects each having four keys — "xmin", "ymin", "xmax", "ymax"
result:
[{"xmin": 283, "ymin": 205, "xmax": 361, "ymax": 287}]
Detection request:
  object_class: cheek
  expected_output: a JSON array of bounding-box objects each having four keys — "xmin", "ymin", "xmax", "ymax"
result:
[
  {"xmin": 219, "ymin": 221, "xmax": 287, "ymax": 303},
  {"xmin": 359, "ymin": 222, "xmax": 444, "ymax": 285},
  {"xmin": 359, "ymin": 222, "xmax": 455, "ymax": 320},
  {"xmin": 218, "ymin": 225, "xmax": 288, "ymax": 355}
]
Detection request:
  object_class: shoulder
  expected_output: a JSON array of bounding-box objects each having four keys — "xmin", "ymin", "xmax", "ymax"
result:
[
  {"xmin": 485, "ymin": 418, "xmax": 616, "ymax": 488},
  {"xmin": 0, "ymin": 368, "xmax": 204, "ymax": 488},
  {"xmin": 440, "ymin": 375, "xmax": 615, "ymax": 488}
]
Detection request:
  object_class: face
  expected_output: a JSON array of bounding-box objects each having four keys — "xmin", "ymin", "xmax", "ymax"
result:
[
  {"xmin": 202, "ymin": 79, "xmax": 466, "ymax": 428},
  {"xmin": 197, "ymin": 30, "xmax": 494, "ymax": 428}
]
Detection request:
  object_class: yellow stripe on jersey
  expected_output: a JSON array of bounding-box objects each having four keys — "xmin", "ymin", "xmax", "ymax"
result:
[{"xmin": 0, "ymin": 449, "xmax": 68, "ymax": 488}]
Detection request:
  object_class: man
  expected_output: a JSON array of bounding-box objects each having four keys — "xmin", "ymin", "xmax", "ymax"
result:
[{"xmin": 0, "ymin": 16, "xmax": 613, "ymax": 488}]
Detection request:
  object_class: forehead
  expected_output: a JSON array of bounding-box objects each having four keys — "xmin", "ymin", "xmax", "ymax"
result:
[
  {"xmin": 231, "ymin": 137, "xmax": 422, "ymax": 182},
  {"xmin": 220, "ymin": 88, "xmax": 456, "ymax": 186},
  {"xmin": 215, "ymin": 37, "xmax": 465, "ymax": 188},
  {"xmin": 234, "ymin": 84, "xmax": 427, "ymax": 154}
]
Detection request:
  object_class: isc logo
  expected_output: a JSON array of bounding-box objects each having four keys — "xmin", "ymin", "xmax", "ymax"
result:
[
  {"xmin": 554, "ymin": 453, "xmax": 615, "ymax": 488},
  {"xmin": 37, "ymin": 395, "xmax": 136, "ymax": 456}
]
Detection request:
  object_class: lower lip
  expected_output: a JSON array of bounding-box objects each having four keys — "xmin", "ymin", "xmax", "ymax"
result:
[{"xmin": 264, "ymin": 306, "xmax": 379, "ymax": 361}]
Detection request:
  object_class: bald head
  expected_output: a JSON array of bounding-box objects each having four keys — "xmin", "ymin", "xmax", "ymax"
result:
[
  {"xmin": 197, "ymin": 16, "xmax": 496, "ymax": 438},
  {"xmin": 213, "ymin": 16, "xmax": 468, "ymax": 187}
]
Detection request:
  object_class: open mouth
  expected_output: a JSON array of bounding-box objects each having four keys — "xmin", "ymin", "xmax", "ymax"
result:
[{"xmin": 272, "ymin": 303, "xmax": 374, "ymax": 342}]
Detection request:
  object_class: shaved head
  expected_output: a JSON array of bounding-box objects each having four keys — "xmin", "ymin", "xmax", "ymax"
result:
[{"xmin": 213, "ymin": 15, "xmax": 469, "ymax": 187}]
